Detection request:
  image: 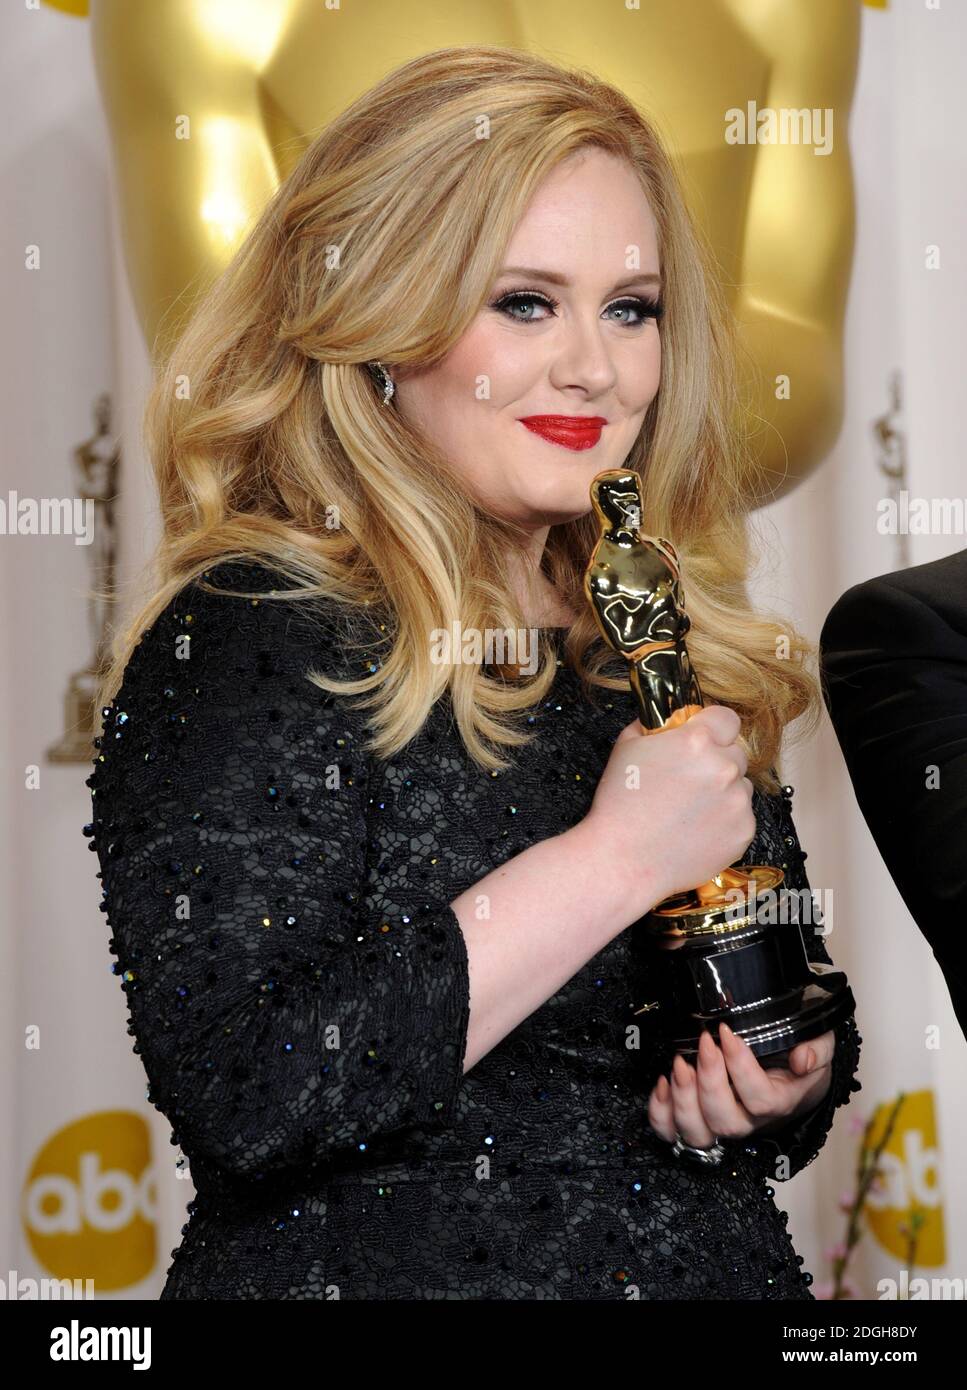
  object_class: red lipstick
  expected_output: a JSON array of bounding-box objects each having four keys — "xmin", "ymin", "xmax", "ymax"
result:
[{"xmin": 518, "ymin": 415, "xmax": 607, "ymax": 451}]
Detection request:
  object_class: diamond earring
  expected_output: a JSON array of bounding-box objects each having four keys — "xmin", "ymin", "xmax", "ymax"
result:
[{"xmin": 366, "ymin": 360, "xmax": 395, "ymax": 406}]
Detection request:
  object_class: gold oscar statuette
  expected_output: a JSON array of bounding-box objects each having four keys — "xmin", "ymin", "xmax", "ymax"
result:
[{"xmin": 584, "ymin": 469, "xmax": 854, "ymax": 1067}]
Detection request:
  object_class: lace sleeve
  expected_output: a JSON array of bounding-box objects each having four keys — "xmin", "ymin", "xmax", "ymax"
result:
[
  {"xmin": 86, "ymin": 569, "xmax": 471, "ymax": 1184},
  {"xmin": 740, "ymin": 784, "xmax": 863, "ymax": 1183}
]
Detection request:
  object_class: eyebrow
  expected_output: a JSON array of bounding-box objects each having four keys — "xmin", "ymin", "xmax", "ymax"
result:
[{"xmin": 497, "ymin": 266, "xmax": 662, "ymax": 292}]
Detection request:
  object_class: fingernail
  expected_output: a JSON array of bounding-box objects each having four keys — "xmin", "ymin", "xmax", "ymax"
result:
[{"xmin": 807, "ymin": 1049, "xmax": 816, "ymax": 1069}]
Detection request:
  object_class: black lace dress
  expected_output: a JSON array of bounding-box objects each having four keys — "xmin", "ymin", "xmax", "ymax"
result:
[{"xmin": 86, "ymin": 560, "xmax": 862, "ymax": 1300}]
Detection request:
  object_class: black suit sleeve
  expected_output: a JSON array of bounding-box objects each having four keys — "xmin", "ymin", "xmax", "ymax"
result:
[{"xmin": 820, "ymin": 559, "xmax": 967, "ymax": 1039}]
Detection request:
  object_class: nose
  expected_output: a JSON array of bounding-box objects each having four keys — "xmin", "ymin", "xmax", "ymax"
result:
[{"xmin": 547, "ymin": 312, "xmax": 619, "ymax": 398}]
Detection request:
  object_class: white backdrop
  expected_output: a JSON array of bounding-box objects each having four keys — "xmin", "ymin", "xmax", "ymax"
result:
[
  {"xmin": 2, "ymin": 0, "xmax": 964, "ymax": 1299},
  {"xmin": 752, "ymin": 0, "xmax": 967, "ymax": 1293}
]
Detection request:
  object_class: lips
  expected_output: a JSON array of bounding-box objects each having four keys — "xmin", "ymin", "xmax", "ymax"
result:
[{"xmin": 518, "ymin": 415, "xmax": 608, "ymax": 451}]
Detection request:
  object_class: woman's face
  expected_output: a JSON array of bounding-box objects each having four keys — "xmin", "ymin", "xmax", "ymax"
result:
[{"xmin": 393, "ymin": 146, "xmax": 662, "ymax": 529}]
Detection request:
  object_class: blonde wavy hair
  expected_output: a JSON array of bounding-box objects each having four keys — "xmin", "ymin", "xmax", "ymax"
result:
[{"xmin": 96, "ymin": 44, "xmax": 821, "ymax": 793}]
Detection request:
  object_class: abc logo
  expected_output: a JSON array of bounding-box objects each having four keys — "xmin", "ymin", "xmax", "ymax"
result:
[
  {"xmin": 22, "ymin": 1111, "xmax": 157, "ymax": 1291},
  {"xmin": 865, "ymin": 1089, "xmax": 945, "ymax": 1267}
]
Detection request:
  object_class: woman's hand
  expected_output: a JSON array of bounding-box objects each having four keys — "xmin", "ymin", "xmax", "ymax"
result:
[
  {"xmin": 582, "ymin": 707, "xmax": 757, "ymax": 923},
  {"xmin": 647, "ymin": 1024, "xmax": 835, "ymax": 1148}
]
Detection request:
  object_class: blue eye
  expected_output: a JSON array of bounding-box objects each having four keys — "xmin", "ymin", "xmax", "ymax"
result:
[
  {"xmin": 490, "ymin": 291, "xmax": 559, "ymax": 322},
  {"xmin": 607, "ymin": 296, "xmax": 664, "ymax": 326},
  {"xmin": 489, "ymin": 289, "xmax": 663, "ymax": 326}
]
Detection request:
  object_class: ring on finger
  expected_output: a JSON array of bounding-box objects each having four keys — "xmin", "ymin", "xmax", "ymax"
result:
[{"xmin": 671, "ymin": 1130, "xmax": 726, "ymax": 1166}]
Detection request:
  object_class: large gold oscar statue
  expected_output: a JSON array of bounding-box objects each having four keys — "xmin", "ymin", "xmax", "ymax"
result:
[{"xmin": 86, "ymin": 0, "xmax": 860, "ymax": 505}]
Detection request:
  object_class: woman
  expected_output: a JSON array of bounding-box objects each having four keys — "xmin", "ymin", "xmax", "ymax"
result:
[{"xmin": 88, "ymin": 46, "xmax": 862, "ymax": 1300}]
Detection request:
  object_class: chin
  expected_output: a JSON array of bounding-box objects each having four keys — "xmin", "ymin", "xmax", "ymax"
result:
[{"xmin": 521, "ymin": 491, "xmax": 593, "ymax": 526}]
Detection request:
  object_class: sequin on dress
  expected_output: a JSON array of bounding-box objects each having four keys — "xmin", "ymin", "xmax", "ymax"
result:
[{"xmin": 86, "ymin": 560, "xmax": 863, "ymax": 1300}]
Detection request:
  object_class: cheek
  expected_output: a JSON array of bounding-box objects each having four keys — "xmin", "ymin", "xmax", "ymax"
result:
[
  {"xmin": 448, "ymin": 323, "xmax": 537, "ymax": 406},
  {"xmin": 621, "ymin": 335, "xmax": 661, "ymax": 406},
  {"xmin": 397, "ymin": 356, "xmax": 480, "ymax": 449}
]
